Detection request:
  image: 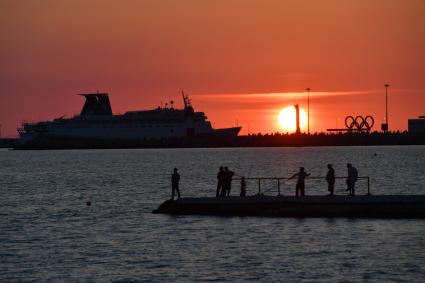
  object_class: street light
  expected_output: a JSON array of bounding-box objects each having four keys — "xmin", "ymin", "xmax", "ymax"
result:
[
  {"xmin": 381, "ymin": 84, "xmax": 389, "ymax": 132},
  {"xmin": 306, "ymin": 88, "xmax": 310, "ymax": 134}
]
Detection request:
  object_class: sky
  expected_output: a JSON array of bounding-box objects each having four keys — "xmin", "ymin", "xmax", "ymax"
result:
[{"xmin": 1, "ymin": 0, "xmax": 424, "ymax": 137}]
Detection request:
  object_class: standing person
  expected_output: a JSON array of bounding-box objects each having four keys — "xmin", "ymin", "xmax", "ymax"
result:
[
  {"xmin": 346, "ymin": 163, "xmax": 358, "ymax": 196},
  {"xmin": 290, "ymin": 167, "xmax": 310, "ymax": 196},
  {"xmin": 326, "ymin": 164, "xmax": 335, "ymax": 196},
  {"xmin": 171, "ymin": 168, "xmax": 181, "ymax": 200},
  {"xmin": 222, "ymin": 167, "xmax": 234, "ymax": 196},
  {"xmin": 216, "ymin": 167, "xmax": 224, "ymax": 197},
  {"xmin": 240, "ymin": 176, "xmax": 247, "ymax": 197}
]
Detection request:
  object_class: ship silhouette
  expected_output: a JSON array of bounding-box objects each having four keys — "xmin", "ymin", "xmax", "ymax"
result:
[{"xmin": 18, "ymin": 92, "xmax": 241, "ymax": 147}]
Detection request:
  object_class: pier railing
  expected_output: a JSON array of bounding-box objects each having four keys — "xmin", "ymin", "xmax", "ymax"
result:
[{"xmin": 233, "ymin": 176, "xmax": 371, "ymax": 196}]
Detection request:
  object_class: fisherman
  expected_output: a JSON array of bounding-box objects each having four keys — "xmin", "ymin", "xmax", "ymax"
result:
[
  {"xmin": 171, "ymin": 168, "xmax": 181, "ymax": 200},
  {"xmin": 240, "ymin": 176, "xmax": 247, "ymax": 197},
  {"xmin": 222, "ymin": 167, "xmax": 234, "ymax": 196},
  {"xmin": 290, "ymin": 167, "xmax": 310, "ymax": 196},
  {"xmin": 216, "ymin": 166, "xmax": 224, "ymax": 197},
  {"xmin": 346, "ymin": 163, "xmax": 358, "ymax": 196},
  {"xmin": 326, "ymin": 164, "xmax": 335, "ymax": 196}
]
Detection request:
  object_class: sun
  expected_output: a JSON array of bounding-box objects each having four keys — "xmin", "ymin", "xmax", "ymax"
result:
[{"xmin": 278, "ymin": 105, "xmax": 308, "ymax": 133}]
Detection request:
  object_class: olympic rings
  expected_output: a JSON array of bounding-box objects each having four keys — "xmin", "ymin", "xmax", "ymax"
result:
[{"xmin": 344, "ymin": 115, "xmax": 374, "ymax": 130}]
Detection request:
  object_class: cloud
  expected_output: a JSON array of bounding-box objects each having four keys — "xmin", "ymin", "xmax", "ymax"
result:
[
  {"xmin": 195, "ymin": 87, "xmax": 425, "ymax": 101},
  {"xmin": 195, "ymin": 90, "xmax": 379, "ymax": 100}
]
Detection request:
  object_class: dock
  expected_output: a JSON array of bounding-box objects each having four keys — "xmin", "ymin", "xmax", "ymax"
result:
[{"xmin": 153, "ymin": 195, "xmax": 425, "ymax": 218}]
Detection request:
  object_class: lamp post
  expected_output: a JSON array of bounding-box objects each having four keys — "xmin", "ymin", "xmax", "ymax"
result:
[
  {"xmin": 306, "ymin": 88, "xmax": 310, "ymax": 135},
  {"xmin": 385, "ymin": 84, "xmax": 389, "ymax": 131},
  {"xmin": 381, "ymin": 84, "xmax": 389, "ymax": 132}
]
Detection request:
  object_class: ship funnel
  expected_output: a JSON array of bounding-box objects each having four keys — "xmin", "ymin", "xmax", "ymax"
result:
[{"xmin": 79, "ymin": 93, "xmax": 112, "ymax": 116}]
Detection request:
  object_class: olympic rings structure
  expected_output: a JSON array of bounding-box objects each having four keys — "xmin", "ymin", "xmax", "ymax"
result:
[{"xmin": 344, "ymin": 115, "xmax": 374, "ymax": 131}]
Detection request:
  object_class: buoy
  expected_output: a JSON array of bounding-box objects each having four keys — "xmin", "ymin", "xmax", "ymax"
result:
[{"xmin": 86, "ymin": 201, "xmax": 91, "ymax": 206}]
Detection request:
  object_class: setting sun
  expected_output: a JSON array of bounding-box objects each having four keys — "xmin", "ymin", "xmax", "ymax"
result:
[{"xmin": 278, "ymin": 105, "xmax": 308, "ymax": 133}]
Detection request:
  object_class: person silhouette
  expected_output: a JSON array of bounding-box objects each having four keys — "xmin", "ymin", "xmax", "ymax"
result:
[
  {"xmin": 346, "ymin": 163, "xmax": 358, "ymax": 196},
  {"xmin": 240, "ymin": 176, "xmax": 247, "ymax": 197},
  {"xmin": 171, "ymin": 168, "xmax": 181, "ymax": 200},
  {"xmin": 216, "ymin": 166, "xmax": 224, "ymax": 197},
  {"xmin": 290, "ymin": 167, "xmax": 310, "ymax": 196},
  {"xmin": 326, "ymin": 164, "xmax": 335, "ymax": 196},
  {"xmin": 222, "ymin": 167, "xmax": 234, "ymax": 196}
]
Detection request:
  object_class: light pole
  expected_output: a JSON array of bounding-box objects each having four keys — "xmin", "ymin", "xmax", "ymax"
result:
[
  {"xmin": 382, "ymin": 84, "xmax": 389, "ymax": 132},
  {"xmin": 385, "ymin": 84, "xmax": 389, "ymax": 131},
  {"xmin": 306, "ymin": 88, "xmax": 310, "ymax": 134}
]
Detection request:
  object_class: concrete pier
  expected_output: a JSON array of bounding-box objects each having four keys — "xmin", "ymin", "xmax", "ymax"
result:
[{"xmin": 153, "ymin": 195, "xmax": 425, "ymax": 218}]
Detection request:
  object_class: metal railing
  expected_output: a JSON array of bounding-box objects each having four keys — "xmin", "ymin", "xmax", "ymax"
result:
[{"xmin": 232, "ymin": 176, "xmax": 371, "ymax": 196}]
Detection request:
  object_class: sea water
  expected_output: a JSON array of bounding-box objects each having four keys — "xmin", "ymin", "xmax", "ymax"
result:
[{"xmin": 1, "ymin": 146, "xmax": 425, "ymax": 282}]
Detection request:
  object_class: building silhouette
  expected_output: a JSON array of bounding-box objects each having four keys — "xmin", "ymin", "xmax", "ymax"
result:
[{"xmin": 408, "ymin": 116, "xmax": 425, "ymax": 134}]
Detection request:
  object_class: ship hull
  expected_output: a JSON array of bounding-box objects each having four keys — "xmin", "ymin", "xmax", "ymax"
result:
[
  {"xmin": 15, "ymin": 127, "xmax": 242, "ymax": 149},
  {"xmin": 212, "ymin": 127, "xmax": 242, "ymax": 137},
  {"xmin": 14, "ymin": 136, "xmax": 240, "ymax": 149}
]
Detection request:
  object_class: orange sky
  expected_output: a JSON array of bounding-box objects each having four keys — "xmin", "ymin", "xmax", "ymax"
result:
[{"xmin": 1, "ymin": 0, "xmax": 425, "ymax": 137}]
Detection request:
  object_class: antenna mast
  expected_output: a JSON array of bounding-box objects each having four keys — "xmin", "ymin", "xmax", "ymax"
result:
[{"xmin": 181, "ymin": 91, "xmax": 187, "ymax": 109}]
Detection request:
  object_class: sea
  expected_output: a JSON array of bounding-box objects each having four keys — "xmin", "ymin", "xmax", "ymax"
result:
[{"xmin": 1, "ymin": 146, "xmax": 425, "ymax": 282}]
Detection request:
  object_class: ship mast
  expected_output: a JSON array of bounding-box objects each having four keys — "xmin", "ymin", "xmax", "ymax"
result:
[
  {"xmin": 182, "ymin": 91, "xmax": 187, "ymax": 109},
  {"xmin": 181, "ymin": 91, "xmax": 192, "ymax": 109}
]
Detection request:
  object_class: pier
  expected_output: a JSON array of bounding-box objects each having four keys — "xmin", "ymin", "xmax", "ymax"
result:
[
  {"xmin": 153, "ymin": 195, "xmax": 425, "ymax": 218},
  {"xmin": 153, "ymin": 176, "xmax": 425, "ymax": 218}
]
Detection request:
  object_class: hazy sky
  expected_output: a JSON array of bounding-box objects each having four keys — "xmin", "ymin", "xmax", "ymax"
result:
[{"xmin": 1, "ymin": 0, "xmax": 424, "ymax": 136}]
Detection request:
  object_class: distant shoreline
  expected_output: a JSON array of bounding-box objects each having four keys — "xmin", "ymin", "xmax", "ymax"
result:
[{"xmin": 4, "ymin": 132, "xmax": 425, "ymax": 150}]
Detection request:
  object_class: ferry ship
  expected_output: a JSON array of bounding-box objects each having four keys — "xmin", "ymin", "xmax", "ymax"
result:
[{"xmin": 18, "ymin": 92, "xmax": 241, "ymax": 146}]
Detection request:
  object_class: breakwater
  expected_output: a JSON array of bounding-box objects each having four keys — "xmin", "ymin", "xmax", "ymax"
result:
[{"xmin": 153, "ymin": 195, "xmax": 425, "ymax": 218}]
